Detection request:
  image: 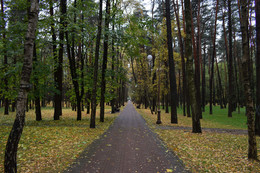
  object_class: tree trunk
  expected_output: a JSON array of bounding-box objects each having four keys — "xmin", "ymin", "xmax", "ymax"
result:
[
  {"xmin": 240, "ymin": 0, "xmax": 257, "ymax": 160},
  {"xmin": 209, "ymin": 0, "xmax": 219, "ymax": 115},
  {"xmin": 184, "ymin": 0, "xmax": 201, "ymax": 133},
  {"xmin": 100, "ymin": 0, "xmax": 111, "ymax": 122},
  {"xmin": 33, "ymin": 43, "xmax": 42, "ymax": 121},
  {"xmin": 165, "ymin": 0, "xmax": 178, "ymax": 124},
  {"xmin": 53, "ymin": 0, "xmax": 64, "ymax": 120},
  {"xmin": 4, "ymin": 1, "xmax": 39, "ymax": 171},
  {"xmin": 228, "ymin": 0, "xmax": 235, "ymax": 117},
  {"xmin": 111, "ymin": 0, "xmax": 116, "ymax": 114},
  {"xmin": 255, "ymin": 0, "xmax": 260, "ymax": 136},
  {"xmin": 66, "ymin": 0, "xmax": 82, "ymax": 121},
  {"xmin": 173, "ymin": 0, "xmax": 186, "ymax": 116},
  {"xmin": 191, "ymin": 0, "xmax": 202, "ymax": 120},
  {"xmin": 90, "ymin": 0, "xmax": 103, "ymax": 128},
  {"xmin": 202, "ymin": 44, "xmax": 206, "ymax": 112},
  {"xmin": 1, "ymin": 0, "xmax": 9, "ymax": 115}
]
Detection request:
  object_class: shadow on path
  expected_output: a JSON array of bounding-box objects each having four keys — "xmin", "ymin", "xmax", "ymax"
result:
[{"xmin": 64, "ymin": 101, "xmax": 190, "ymax": 173}]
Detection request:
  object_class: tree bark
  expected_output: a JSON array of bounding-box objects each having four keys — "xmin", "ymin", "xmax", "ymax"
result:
[
  {"xmin": 228, "ymin": 0, "xmax": 235, "ymax": 117},
  {"xmin": 256, "ymin": 0, "xmax": 260, "ymax": 136},
  {"xmin": 90, "ymin": 0, "xmax": 103, "ymax": 128},
  {"xmin": 209, "ymin": 0, "xmax": 219, "ymax": 115},
  {"xmin": 1, "ymin": 0, "xmax": 9, "ymax": 115},
  {"xmin": 4, "ymin": 0, "xmax": 39, "ymax": 171},
  {"xmin": 33, "ymin": 43, "xmax": 42, "ymax": 121},
  {"xmin": 54, "ymin": 0, "xmax": 64, "ymax": 120},
  {"xmin": 173, "ymin": 0, "xmax": 186, "ymax": 116},
  {"xmin": 240, "ymin": 0, "xmax": 257, "ymax": 160},
  {"xmin": 165, "ymin": 0, "xmax": 178, "ymax": 124},
  {"xmin": 184, "ymin": 0, "xmax": 201, "ymax": 133},
  {"xmin": 100, "ymin": 0, "xmax": 111, "ymax": 122},
  {"xmin": 66, "ymin": 0, "xmax": 82, "ymax": 121}
]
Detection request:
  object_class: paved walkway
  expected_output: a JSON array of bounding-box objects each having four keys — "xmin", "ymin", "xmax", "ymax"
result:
[{"xmin": 65, "ymin": 101, "xmax": 189, "ymax": 173}]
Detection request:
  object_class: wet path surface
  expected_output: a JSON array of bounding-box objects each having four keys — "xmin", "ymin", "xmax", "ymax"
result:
[{"xmin": 65, "ymin": 101, "xmax": 189, "ymax": 173}]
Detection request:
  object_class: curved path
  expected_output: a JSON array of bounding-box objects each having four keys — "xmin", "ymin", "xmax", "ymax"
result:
[{"xmin": 65, "ymin": 101, "xmax": 189, "ymax": 173}]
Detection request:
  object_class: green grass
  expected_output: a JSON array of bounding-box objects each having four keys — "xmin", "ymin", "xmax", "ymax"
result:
[
  {"xmin": 140, "ymin": 103, "xmax": 247, "ymax": 129},
  {"xmin": 0, "ymin": 105, "xmax": 121, "ymax": 173}
]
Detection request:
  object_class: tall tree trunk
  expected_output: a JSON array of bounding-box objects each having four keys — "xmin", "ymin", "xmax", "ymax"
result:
[
  {"xmin": 209, "ymin": 0, "xmax": 219, "ymax": 114},
  {"xmin": 173, "ymin": 0, "xmax": 186, "ymax": 116},
  {"xmin": 240, "ymin": 0, "xmax": 257, "ymax": 160},
  {"xmin": 255, "ymin": 0, "xmax": 260, "ymax": 136},
  {"xmin": 191, "ymin": 0, "xmax": 202, "ymax": 119},
  {"xmin": 4, "ymin": 1, "xmax": 39, "ymax": 171},
  {"xmin": 215, "ymin": 57, "xmax": 224, "ymax": 108},
  {"xmin": 184, "ymin": 0, "xmax": 201, "ymax": 133},
  {"xmin": 1, "ymin": 0, "xmax": 9, "ymax": 115},
  {"xmin": 53, "ymin": 0, "xmax": 64, "ymax": 120},
  {"xmin": 100, "ymin": 0, "xmax": 111, "ymax": 122},
  {"xmin": 201, "ymin": 43, "xmax": 206, "ymax": 112},
  {"xmin": 90, "ymin": 0, "xmax": 103, "ymax": 128},
  {"xmin": 111, "ymin": 0, "xmax": 116, "ymax": 114},
  {"xmin": 33, "ymin": 43, "xmax": 42, "ymax": 121},
  {"xmin": 233, "ymin": 34, "xmax": 241, "ymax": 113},
  {"xmin": 66, "ymin": 0, "xmax": 82, "ymax": 120},
  {"xmin": 228, "ymin": 0, "xmax": 235, "ymax": 117},
  {"xmin": 165, "ymin": 0, "xmax": 178, "ymax": 124}
]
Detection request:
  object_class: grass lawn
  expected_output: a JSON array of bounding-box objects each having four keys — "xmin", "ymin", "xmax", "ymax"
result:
[
  {"xmin": 137, "ymin": 106, "xmax": 260, "ymax": 172},
  {"xmin": 0, "ymin": 105, "xmax": 121, "ymax": 173},
  {"xmin": 145, "ymin": 105, "xmax": 247, "ymax": 129}
]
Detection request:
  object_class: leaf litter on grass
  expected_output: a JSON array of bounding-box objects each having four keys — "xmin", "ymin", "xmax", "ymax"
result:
[
  {"xmin": 139, "ymin": 109, "xmax": 260, "ymax": 173},
  {"xmin": 0, "ymin": 106, "xmax": 122, "ymax": 173}
]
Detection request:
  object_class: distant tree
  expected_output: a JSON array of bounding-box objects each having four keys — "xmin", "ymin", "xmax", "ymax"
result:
[{"xmin": 4, "ymin": 0, "xmax": 39, "ymax": 171}]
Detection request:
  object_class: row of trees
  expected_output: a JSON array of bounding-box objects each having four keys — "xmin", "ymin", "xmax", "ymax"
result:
[
  {"xmin": 129, "ymin": 0, "xmax": 258, "ymax": 160},
  {"xmin": 0, "ymin": 0, "xmax": 138, "ymax": 171},
  {"xmin": 0, "ymin": 0, "xmax": 129, "ymax": 122}
]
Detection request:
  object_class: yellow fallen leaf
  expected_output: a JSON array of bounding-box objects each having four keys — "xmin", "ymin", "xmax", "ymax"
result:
[{"xmin": 166, "ymin": 169, "xmax": 173, "ymax": 172}]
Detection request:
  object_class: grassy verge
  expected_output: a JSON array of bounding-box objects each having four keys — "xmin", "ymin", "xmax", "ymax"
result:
[
  {"xmin": 138, "ymin": 109, "xmax": 260, "ymax": 173},
  {"xmin": 140, "ymin": 105, "xmax": 247, "ymax": 129},
  {"xmin": 0, "ymin": 106, "xmax": 122, "ymax": 173}
]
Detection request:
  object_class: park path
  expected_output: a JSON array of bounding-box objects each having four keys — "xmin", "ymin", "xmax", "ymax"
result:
[{"xmin": 65, "ymin": 101, "xmax": 189, "ymax": 173}]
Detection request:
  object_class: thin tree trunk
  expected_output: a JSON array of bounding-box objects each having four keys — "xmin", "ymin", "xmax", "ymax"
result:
[
  {"xmin": 209, "ymin": 0, "xmax": 219, "ymax": 115},
  {"xmin": 111, "ymin": 0, "xmax": 116, "ymax": 114},
  {"xmin": 240, "ymin": 0, "xmax": 257, "ymax": 160},
  {"xmin": 166, "ymin": 0, "xmax": 178, "ymax": 124},
  {"xmin": 100, "ymin": 0, "xmax": 111, "ymax": 122},
  {"xmin": 90, "ymin": 0, "xmax": 103, "ymax": 128},
  {"xmin": 255, "ymin": 0, "xmax": 260, "ymax": 136},
  {"xmin": 228, "ymin": 0, "xmax": 235, "ymax": 117},
  {"xmin": 4, "ymin": 1, "xmax": 39, "ymax": 171},
  {"xmin": 202, "ymin": 43, "xmax": 206, "ymax": 111},
  {"xmin": 33, "ymin": 43, "xmax": 42, "ymax": 121},
  {"xmin": 173, "ymin": 0, "xmax": 186, "ymax": 116},
  {"xmin": 66, "ymin": 0, "xmax": 82, "ymax": 120},
  {"xmin": 1, "ymin": 0, "xmax": 9, "ymax": 115},
  {"xmin": 54, "ymin": 0, "xmax": 64, "ymax": 120}
]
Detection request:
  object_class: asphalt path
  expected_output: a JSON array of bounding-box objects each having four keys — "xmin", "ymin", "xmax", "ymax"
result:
[{"xmin": 65, "ymin": 101, "xmax": 189, "ymax": 173}]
